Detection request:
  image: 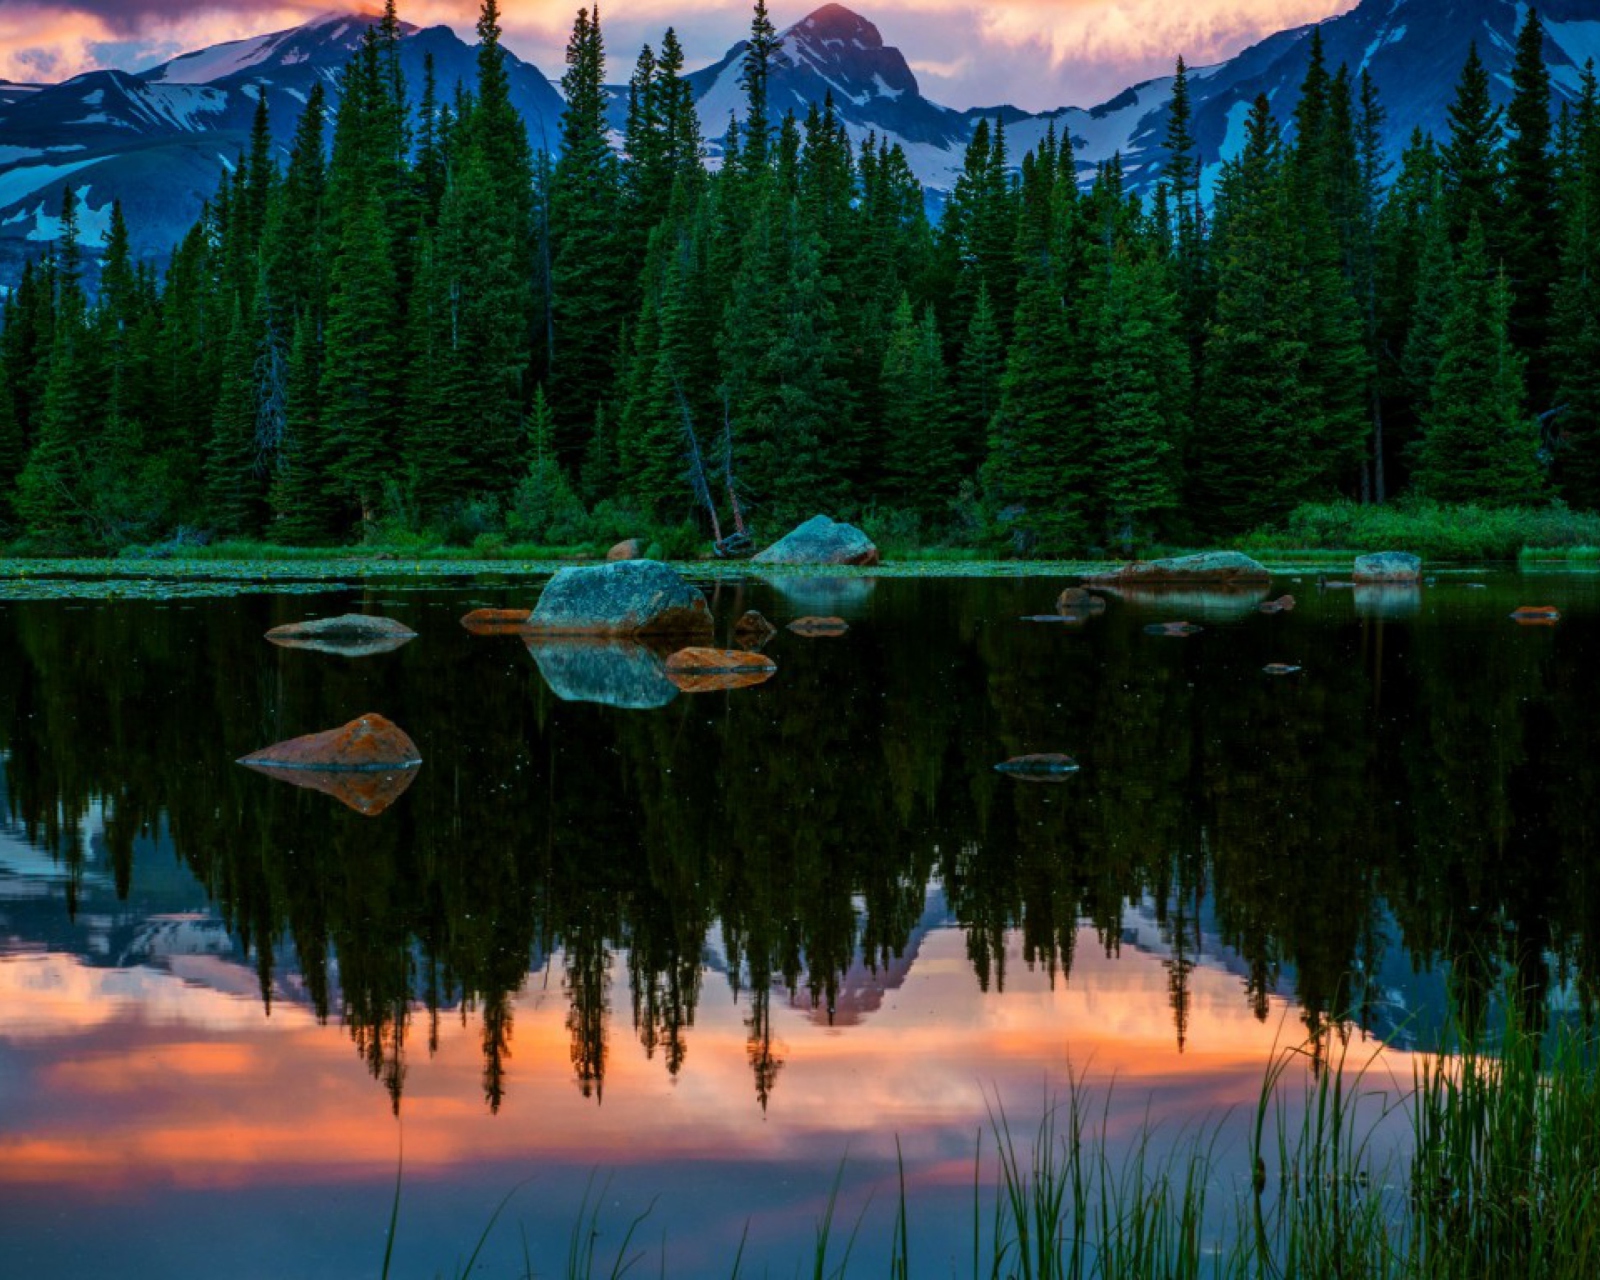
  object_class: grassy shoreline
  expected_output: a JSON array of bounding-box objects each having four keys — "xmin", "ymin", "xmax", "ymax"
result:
[{"xmin": 432, "ymin": 1016, "xmax": 1599, "ymax": 1279}]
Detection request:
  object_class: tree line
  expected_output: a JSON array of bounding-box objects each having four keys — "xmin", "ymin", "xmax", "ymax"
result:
[{"xmin": 0, "ymin": 2, "xmax": 1597, "ymax": 553}]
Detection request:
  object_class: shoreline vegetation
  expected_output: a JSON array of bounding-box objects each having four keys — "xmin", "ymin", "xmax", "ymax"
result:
[
  {"xmin": 422, "ymin": 1012, "xmax": 1600, "ymax": 1279},
  {"xmin": 6, "ymin": 499, "xmax": 1600, "ymax": 577}
]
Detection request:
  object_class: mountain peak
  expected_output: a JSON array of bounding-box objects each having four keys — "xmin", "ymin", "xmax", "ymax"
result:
[{"xmin": 790, "ymin": 5, "xmax": 884, "ymax": 51}]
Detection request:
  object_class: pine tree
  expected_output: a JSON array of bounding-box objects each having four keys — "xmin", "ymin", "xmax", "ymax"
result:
[
  {"xmin": 881, "ymin": 295, "xmax": 957, "ymax": 517},
  {"xmin": 271, "ymin": 312, "xmax": 339, "ymax": 543},
  {"xmin": 1193, "ymin": 97, "xmax": 1324, "ymax": 531},
  {"xmin": 205, "ymin": 301, "xmax": 264, "ymax": 535},
  {"xmin": 16, "ymin": 188, "xmax": 92, "ymax": 537},
  {"xmin": 956, "ymin": 281, "xmax": 1003, "ymax": 472},
  {"xmin": 1441, "ymin": 43, "xmax": 1505, "ymax": 250},
  {"xmin": 739, "ymin": 0, "xmax": 781, "ymax": 174},
  {"xmin": 510, "ymin": 386, "xmax": 586, "ymax": 539},
  {"xmin": 1095, "ymin": 251, "xmax": 1185, "ymax": 548},
  {"xmin": 1504, "ymin": 8, "xmax": 1560, "ymax": 409},
  {"xmin": 1551, "ymin": 62, "xmax": 1600, "ymax": 505},
  {"xmin": 321, "ymin": 187, "xmax": 400, "ymax": 529},
  {"xmin": 549, "ymin": 4, "xmax": 625, "ymax": 456},
  {"xmin": 983, "ymin": 240, "xmax": 1091, "ymax": 551},
  {"xmin": 1414, "ymin": 219, "xmax": 1544, "ymax": 504}
]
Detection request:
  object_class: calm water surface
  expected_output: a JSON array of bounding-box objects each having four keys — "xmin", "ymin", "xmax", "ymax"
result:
[{"xmin": 1, "ymin": 569, "xmax": 1596, "ymax": 1277}]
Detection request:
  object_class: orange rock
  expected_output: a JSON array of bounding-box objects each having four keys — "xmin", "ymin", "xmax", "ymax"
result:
[
  {"xmin": 1511, "ymin": 605, "xmax": 1560, "ymax": 625},
  {"xmin": 460, "ymin": 607, "xmax": 534, "ymax": 636},
  {"xmin": 788, "ymin": 616, "xmax": 849, "ymax": 636},
  {"xmin": 1259, "ymin": 595, "xmax": 1296, "ymax": 613},
  {"xmin": 607, "ymin": 538, "xmax": 644, "ymax": 562},
  {"xmin": 237, "ymin": 713, "xmax": 422, "ymax": 772},
  {"xmin": 1056, "ymin": 587, "xmax": 1107, "ymax": 614},
  {"xmin": 665, "ymin": 647, "xmax": 777, "ymax": 692}
]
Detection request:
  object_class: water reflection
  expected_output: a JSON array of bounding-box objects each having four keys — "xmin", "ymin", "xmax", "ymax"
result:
[{"xmin": 0, "ymin": 573, "xmax": 1596, "ymax": 1125}]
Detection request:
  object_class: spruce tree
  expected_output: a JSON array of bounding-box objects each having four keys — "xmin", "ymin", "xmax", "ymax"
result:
[
  {"xmin": 983, "ymin": 245, "xmax": 1091, "ymax": 551},
  {"xmin": 1441, "ymin": 43, "xmax": 1505, "ymax": 250},
  {"xmin": 956, "ymin": 282, "xmax": 1003, "ymax": 472},
  {"xmin": 549, "ymin": 4, "xmax": 625, "ymax": 457},
  {"xmin": 1504, "ymin": 8, "xmax": 1560, "ymax": 409},
  {"xmin": 1551, "ymin": 63, "xmax": 1600, "ymax": 505},
  {"xmin": 205, "ymin": 301, "xmax": 264, "ymax": 535},
  {"xmin": 271, "ymin": 312, "xmax": 339, "ymax": 543},
  {"xmin": 321, "ymin": 187, "xmax": 400, "ymax": 529},
  {"xmin": 16, "ymin": 188, "xmax": 92, "ymax": 537},
  {"xmin": 1193, "ymin": 98, "xmax": 1323, "ymax": 531},
  {"xmin": 510, "ymin": 386, "xmax": 586, "ymax": 539},
  {"xmin": 1414, "ymin": 219, "xmax": 1544, "ymax": 504},
  {"xmin": 1095, "ymin": 251, "xmax": 1185, "ymax": 548},
  {"xmin": 881, "ymin": 295, "xmax": 957, "ymax": 517}
]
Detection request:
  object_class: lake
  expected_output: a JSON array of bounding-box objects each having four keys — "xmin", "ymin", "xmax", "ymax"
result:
[{"xmin": 0, "ymin": 567, "xmax": 1594, "ymax": 1277}]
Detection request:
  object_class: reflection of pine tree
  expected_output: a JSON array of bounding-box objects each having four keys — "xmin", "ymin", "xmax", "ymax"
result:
[
  {"xmin": 565, "ymin": 940, "xmax": 610, "ymax": 1101},
  {"xmin": 745, "ymin": 986, "xmax": 784, "ymax": 1113},
  {"xmin": 481, "ymin": 991, "xmax": 513, "ymax": 1114}
]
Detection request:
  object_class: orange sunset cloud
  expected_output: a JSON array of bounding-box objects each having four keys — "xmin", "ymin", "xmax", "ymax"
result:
[{"xmin": 0, "ymin": 1, "xmax": 1355, "ymax": 110}]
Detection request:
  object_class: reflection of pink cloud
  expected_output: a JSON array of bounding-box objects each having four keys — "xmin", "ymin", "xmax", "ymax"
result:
[
  {"xmin": 1, "ymin": 2, "xmax": 1354, "ymax": 110},
  {"xmin": 0, "ymin": 926, "xmax": 1410, "ymax": 1197}
]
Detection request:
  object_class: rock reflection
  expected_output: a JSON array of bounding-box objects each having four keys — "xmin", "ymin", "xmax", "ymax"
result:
[{"xmin": 527, "ymin": 639, "xmax": 679, "ymax": 709}]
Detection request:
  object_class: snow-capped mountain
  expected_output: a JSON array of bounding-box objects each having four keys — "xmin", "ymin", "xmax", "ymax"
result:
[
  {"xmin": 684, "ymin": 0, "xmax": 1600, "ymax": 199},
  {"xmin": 3, "ymin": 0, "xmax": 1600, "ymax": 289},
  {"xmin": 0, "ymin": 12, "xmax": 562, "ymax": 287}
]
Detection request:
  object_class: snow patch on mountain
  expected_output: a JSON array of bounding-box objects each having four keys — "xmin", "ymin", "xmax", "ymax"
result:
[
  {"xmin": 150, "ymin": 32, "xmax": 280, "ymax": 85},
  {"xmin": 0, "ymin": 154, "xmax": 103, "ymax": 208}
]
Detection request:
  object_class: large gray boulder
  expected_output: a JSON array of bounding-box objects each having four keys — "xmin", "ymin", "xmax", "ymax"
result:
[
  {"xmin": 526, "ymin": 560, "xmax": 712, "ymax": 637},
  {"xmin": 1084, "ymin": 551, "xmax": 1270, "ymax": 585},
  {"xmin": 1352, "ymin": 551, "xmax": 1422, "ymax": 583},
  {"xmin": 752, "ymin": 515, "xmax": 879, "ymax": 566}
]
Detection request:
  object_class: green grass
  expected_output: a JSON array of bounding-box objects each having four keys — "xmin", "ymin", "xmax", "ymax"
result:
[
  {"xmin": 1241, "ymin": 499, "xmax": 1600, "ymax": 561},
  {"xmin": 429, "ymin": 1012, "xmax": 1600, "ymax": 1278}
]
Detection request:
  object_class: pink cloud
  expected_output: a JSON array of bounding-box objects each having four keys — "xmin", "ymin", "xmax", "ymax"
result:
[{"xmin": 0, "ymin": 1, "xmax": 1354, "ymax": 109}]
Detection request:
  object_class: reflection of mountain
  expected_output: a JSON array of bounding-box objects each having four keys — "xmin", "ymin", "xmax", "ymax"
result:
[{"xmin": 794, "ymin": 883, "xmax": 950, "ymax": 1027}]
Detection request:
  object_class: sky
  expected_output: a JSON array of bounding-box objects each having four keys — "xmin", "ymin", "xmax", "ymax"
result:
[{"xmin": 0, "ymin": 0, "xmax": 1355, "ymax": 110}]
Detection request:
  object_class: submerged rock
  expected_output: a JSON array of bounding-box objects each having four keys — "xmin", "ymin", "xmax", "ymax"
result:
[
  {"xmin": 526, "ymin": 560, "xmax": 712, "ymax": 637},
  {"xmin": 994, "ymin": 754, "xmax": 1080, "ymax": 780},
  {"xmin": 1258, "ymin": 595, "xmax": 1296, "ymax": 614},
  {"xmin": 1056, "ymin": 587, "xmax": 1107, "ymax": 614},
  {"xmin": 1353, "ymin": 551, "xmax": 1422, "ymax": 583},
  {"xmin": 1511, "ymin": 605, "xmax": 1561, "ymax": 625},
  {"xmin": 1023, "ymin": 614, "xmax": 1084, "ymax": 624},
  {"xmin": 733, "ymin": 610, "xmax": 778, "ymax": 641},
  {"xmin": 527, "ymin": 639, "xmax": 679, "ymax": 709},
  {"xmin": 1144, "ymin": 621, "xmax": 1204, "ymax": 637},
  {"xmin": 460, "ymin": 607, "xmax": 534, "ymax": 636},
  {"xmin": 1263, "ymin": 663, "xmax": 1302, "ymax": 676},
  {"xmin": 265, "ymin": 613, "xmax": 416, "ymax": 657},
  {"xmin": 788, "ymin": 616, "xmax": 850, "ymax": 636},
  {"xmin": 752, "ymin": 515, "xmax": 879, "ymax": 566},
  {"xmin": 665, "ymin": 647, "xmax": 777, "ymax": 693},
  {"xmin": 1085, "ymin": 551, "xmax": 1270, "ymax": 585},
  {"xmin": 238, "ymin": 713, "xmax": 422, "ymax": 773}
]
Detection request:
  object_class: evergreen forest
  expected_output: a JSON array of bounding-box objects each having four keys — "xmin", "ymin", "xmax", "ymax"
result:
[{"xmin": 1, "ymin": 1, "xmax": 1598, "ymax": 556}]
